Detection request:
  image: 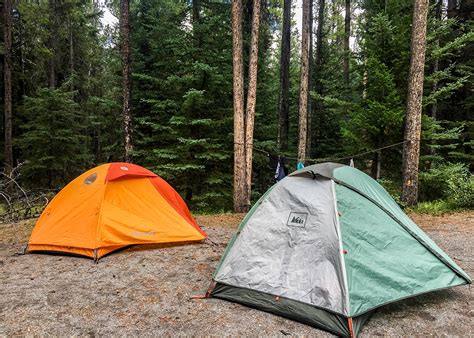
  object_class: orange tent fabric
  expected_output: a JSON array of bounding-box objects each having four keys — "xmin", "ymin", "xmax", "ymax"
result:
[{"xmin": 27, "ymin": 163, "xmax": 207, "ymax": 260}]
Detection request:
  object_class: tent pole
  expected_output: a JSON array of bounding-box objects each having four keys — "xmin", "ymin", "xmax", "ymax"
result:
[{"xmin": 348, "ymin": 317, "xmax": 354, "ymax": 338}]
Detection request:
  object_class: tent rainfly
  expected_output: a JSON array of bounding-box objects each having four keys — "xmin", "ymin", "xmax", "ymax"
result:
[
  {"xmin": 208, "ymin": 163, "xmax": 471, "ymax": 337},
  {"xmin": 27, "ymin": 163, "xmax": 206, "ymax": 260}
]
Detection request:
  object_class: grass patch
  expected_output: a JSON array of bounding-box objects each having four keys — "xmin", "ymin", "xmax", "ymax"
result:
[{"xmin": 409, "ymin": 200, "xmax": 467, "ymax": 216}]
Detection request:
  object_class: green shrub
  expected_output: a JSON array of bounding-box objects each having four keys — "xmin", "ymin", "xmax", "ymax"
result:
[
  {"xmin": 411, "ymin": 162, "xmax": 473, "ymax": 214},
  {"xmin": 419, "ymin": 162, "xmax": 470, "ymax": 201},
  {"xmin": 447, "ymin": 173, "xmax": 474, "ymax": 209}
]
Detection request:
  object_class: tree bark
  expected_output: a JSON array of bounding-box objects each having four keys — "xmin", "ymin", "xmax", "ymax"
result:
[
  {"xmin": 69, "ymin": 16, "xmax": 74, "ymax": 79},
  {"xmin": 371, "ymin": 136, "xmax": 382, "ymax": 179},
  {"xmin": 314, "ymin": 0, "xmax": 325, "ymax": 95},
  {"xmin": 362, "ymin": 57, "xmax": 368, "ymax": 99},
  {"xmin": 306, "ymin": 0, "xmax": 313, "ymax": 157},
  {"xmin": 297, "ymin": 0, "xmax": 311, "ymax": 163},
  {"xmin": 232, "ymin": 0, "xmax": 247, "ymax": 213},
  {"xmin": 401, "ymin": 0, "xmax": 429, "ymax": 206},
  {"xmin": 430, "ymin": 0, "xmax": 442, "ymax": 119},
  {"xmin": 277, "ymin": 0, "xmax": 291, "ymax": 151},
  {"xmin": 244, "ymin": 0, "xmax": 261, "ymax": 208},
  {"xmin": 48, "ymin": 0, "xmax": 56, "ymax": 88},
  {"xmin": 343, "ymin": 0, "xmax": 350, "ymax": 89},
  {"xmin": 18, "ymin": 10, "xmax": 26, "ymax": 96},
  {"xmin": 192, "ymin": 0, "xmax": 202, "ymax": 48},
  {"xmin": 4, "ymin": 0, "xmax": 13, "ymax": 175},
  {"xmin": 120, "ymin": 0, "xmax": 133, "ymax": 163}
]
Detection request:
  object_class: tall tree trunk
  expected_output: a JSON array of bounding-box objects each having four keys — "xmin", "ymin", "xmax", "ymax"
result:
[
  {"xmin": 306, "ymin": 0, "xmax": 313, "ymax": 157},
  {"xmin": 48, "ymin": 0, "xmax": 56, "ymax": 88},
  {"xmin": 18, "ymin": 11, "xmax": 26, "ymax": 96},
  {"xmin": 69, "ymin": 16, "xmax": 75, "ymax": 85},
  {"xmin": 313, "ymin": 0, "xmax": 325, "ymax": 156},
  {"xmin": 343, "ymin": 0, "xmax": 350, "ymax": 89},
  {"xmin": 371, "ymin": 136, "xmax": 382, "ymax": 179},
  {"xmin": 362, "ymin": 57, "xmax": 368, "ymax": 99},
  {"xmin": 232, "ymin": 0, "xmax": 247, "ymax": 213},
  {"xmin": 120, "ymin": 0, "xmax": 133, "ymax": 162},
  {"xmin": 192, "ymin": 0, "xmax": 202, "ymax": 47},
  {"xmin": 315, "ymin": 0, "xmax": 325, "ymax": 95},
  {"xmin": 47, "ymin": 0, "xmax": 55, "ymax": 187},
  {"xmin": 297, "ymin": 0, "xmax": 311, "ymax": 163},
  {"xmin": 4, "ymin": 0, "xmax": 13, "ymax": 175},
  {"xmin": 401, "ymin": 0, "xmax": 429, "ymax": 206},
  {"xmin": 430, "ymin": 0, "xmax": 442, "ymax": 119},
  {"xmin": 277, "ymin": 0, "xmax": 291, "ymax": 151},
  {"xmin": 244, "ymin": 0, "xmax": 261, "ymax": 208}
]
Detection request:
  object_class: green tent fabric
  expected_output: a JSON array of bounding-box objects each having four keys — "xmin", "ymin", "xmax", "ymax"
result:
[{"xmin": 209, "ymin": 163, "xmax": 471, "ymax": 337}]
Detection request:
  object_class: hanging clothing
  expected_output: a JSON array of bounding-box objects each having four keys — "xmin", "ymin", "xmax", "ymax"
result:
[
  {"xmin": 350, "ymin": 158, "xmax": 355, "ymax": 167},
  {"xmin": 297, "ymin": 162, "xmax": 305, "ymax": 170},
  {"xmin": 269, "ymin": 155, "xmax": 288, "ymax": 182}
]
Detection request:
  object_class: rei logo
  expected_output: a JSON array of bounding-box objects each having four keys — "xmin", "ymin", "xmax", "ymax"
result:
[{"xmin": 286, "ymin": 212, "xmax": 308, "ymax": 228}]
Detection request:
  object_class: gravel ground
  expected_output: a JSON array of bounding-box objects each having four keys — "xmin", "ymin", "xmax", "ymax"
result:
[{"xmin": 0, "ymin": 212, "xmax": 472, "ymax": 336}]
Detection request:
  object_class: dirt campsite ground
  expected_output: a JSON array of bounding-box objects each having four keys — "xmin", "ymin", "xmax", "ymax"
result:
[{"xmin": 1, "ymin": 211, "xmax": 473, "ymax": 336}]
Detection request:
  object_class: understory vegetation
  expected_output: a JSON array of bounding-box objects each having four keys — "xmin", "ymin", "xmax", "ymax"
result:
[{"xmin": 0, "ymin": 0, "xmax": 472, "ymax": 215}]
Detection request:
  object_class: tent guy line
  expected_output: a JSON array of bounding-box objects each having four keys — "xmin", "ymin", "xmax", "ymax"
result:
[{"xmin": 247, "ymin": 140, "xmax": 409, "ymax": 164}]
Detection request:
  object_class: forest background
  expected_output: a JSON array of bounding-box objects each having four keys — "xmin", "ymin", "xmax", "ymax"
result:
[{"xmin": 0, "ymin": 0, "xmax": 472, "ymax": 215}]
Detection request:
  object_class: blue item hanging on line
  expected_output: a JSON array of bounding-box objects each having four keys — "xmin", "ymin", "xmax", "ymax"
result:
[{"xmin": 297, "ymin": 162, "xmax": 305, "ymax": 170}]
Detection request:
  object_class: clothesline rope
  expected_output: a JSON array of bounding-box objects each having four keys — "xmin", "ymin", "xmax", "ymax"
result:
[{"xmin": 250, "ymin": 140, "xmax": 409, "ymax": 164}]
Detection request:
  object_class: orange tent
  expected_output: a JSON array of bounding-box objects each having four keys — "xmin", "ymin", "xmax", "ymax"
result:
[{"xmin": 27, "ymin": 163, "xmax": 207, "ymax": 260}]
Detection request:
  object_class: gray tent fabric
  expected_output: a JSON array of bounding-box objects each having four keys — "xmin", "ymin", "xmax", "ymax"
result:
[
  {"xmin": 209, "ymin": 163, "xmax": 471, "ymax": 337},
  {"xmin": 214, "ymin": 177, "xmax": 349, "ymax": 315}
]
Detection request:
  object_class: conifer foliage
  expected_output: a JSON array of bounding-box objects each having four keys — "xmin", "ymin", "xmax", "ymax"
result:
[{"xmin": 0, "ymin": 0, "xmax": 472, "ymax": 211}]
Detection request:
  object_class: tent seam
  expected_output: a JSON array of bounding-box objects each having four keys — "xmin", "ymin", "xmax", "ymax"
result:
[
  {"xmin": 95, "ymin": 164, "xmax": 113, "ymax": 254},
  {"xmin": 331, "ymin": 180, "xmax": 351, "ymax": 317}
]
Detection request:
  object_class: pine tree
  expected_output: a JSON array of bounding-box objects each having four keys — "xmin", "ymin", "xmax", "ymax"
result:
[
  {"xmin": 129, "ymin": 1, "xmax": 233, "ymax": 211},
  {"xmin": 19, "ymin": 88, "xmax": 92, "ymax": 188}
]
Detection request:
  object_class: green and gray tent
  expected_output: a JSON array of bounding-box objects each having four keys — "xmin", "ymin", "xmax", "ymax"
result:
[{"xmin": 210, "ymin": 163, "xmax": 471, "ymax": 337}]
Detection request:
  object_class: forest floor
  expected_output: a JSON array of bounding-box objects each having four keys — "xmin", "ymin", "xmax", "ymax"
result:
[{"xmin": 0, "ymin": 211, "xmax": 473, "ymax": 336}]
